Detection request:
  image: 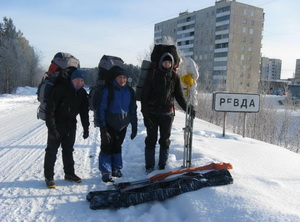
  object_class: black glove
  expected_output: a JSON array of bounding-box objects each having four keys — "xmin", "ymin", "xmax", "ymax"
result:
[
  {"xmin": 83, "ymin": 130, "xmax": 89, "ymax": 139},
  {"xmin": 131, "ymin": 124, "xmax": 137, "ymax": 140},
  {"xmin": 144, "ymin": 117, "xmax": 154, "ymax": 129},
  {"xmin": 49, "ymin": 129, "xmax": 60, "ymax": 139},
  {"xmin": 100, "ymin": 127, "xmax": 111, "ymax": 145}
]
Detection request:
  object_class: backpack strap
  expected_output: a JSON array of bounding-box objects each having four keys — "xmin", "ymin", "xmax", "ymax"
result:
[{"xmin": 107, "ymin": 84, "xmax": 114, "ymax": 105}]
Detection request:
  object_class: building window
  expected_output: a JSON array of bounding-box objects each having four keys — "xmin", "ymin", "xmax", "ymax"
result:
[
  {"xmin": 216, "ymin": 15, "xmax": 230, "ymax": 22},
  {"xmin": 215, "ymin": 42, "xmax": 228, "ymax": 49},
  {"xmin": 249, "ymin": 28, "xmax": 254, "ymax": 34},
  {"xmin": 243, "ymin": 27, "xmax": 247, "ymax": 33}
]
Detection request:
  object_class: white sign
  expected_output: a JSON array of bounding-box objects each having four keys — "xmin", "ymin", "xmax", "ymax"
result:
[{"xmin": 213, "ymin": 92, "xmax": 260, "ymax": 113}]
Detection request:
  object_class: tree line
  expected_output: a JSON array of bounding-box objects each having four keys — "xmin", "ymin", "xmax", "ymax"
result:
[
  {"xmin": 0, "ymin": 17, "xmax": 141, "ymax": 94},
  {"xmin": 0, "ymin": 17, "xmax": 43, "ymax": 93}
]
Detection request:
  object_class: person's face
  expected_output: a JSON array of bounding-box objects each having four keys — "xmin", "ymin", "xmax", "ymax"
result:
[
  {"xmin": 72, "ymin": 78, "xmax": 85, "ymax": 89},
  {"xmin": 162, "ymin": 60, "xmax": 172, "ymax": 69},
  {"xmin": 115, "ymin": 75, "xmax": 128, "ymax": 86}
]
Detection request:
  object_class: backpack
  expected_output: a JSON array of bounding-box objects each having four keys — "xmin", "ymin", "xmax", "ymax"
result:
[
  {"xmin": 36, "ymin": 52, "xmax": 80, "ymax": 120},
  {"xmin": 135, "ymin": 44, "xmax": 180, "ymax": 101},
  {"xmin": 88, "ymin": 55, "xmax": 126, "ymax": 127},
  {"xmin": 151, "ymin": 44, "xmax": 180, "ymax": 69}
]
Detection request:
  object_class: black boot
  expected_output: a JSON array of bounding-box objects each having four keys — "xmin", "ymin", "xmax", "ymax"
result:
[
  {"xmin": 145, "ymin": 147, "xmax": 155, "ymax": 171},
  {"xmin": 158, "ymin": 148, "xmax": 169, "ymax": 170}
]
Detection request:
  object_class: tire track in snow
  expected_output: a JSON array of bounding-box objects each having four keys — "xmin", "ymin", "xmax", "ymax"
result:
[{"xmin": 0, "ymin": 103, "xmax": 49, "ymax": 183}]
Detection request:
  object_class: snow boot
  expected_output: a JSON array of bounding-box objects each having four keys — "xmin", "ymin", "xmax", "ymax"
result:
[
  {"xmin": 146, "ymin": 167, "xmax": 154, "ymax": 174},
  {"xmin": 158, "ymin": 148, "xmax": 169, "ymax": 170},
  {"xmin": 64, "ymin": 174, "xmax": 82, "ymax": 183},
  {"xmin": 45, "ymin": 177, "xmax": 56, "ymax": 188},
  {"xmin": 145, "ymin": 147, "xmax": 155, "ymax": 170},
  {"xmin": 112, "ymin": 169, "xmax": 123, "ymax": 178},
  {"xmin": 102, "ymin": 172, "xmax": 114, "ymax": 183}
]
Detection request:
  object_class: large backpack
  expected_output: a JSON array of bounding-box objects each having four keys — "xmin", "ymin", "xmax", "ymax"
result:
[
  {"xmin": 135, "ymin": 44, "xmax": 180, "ymax": 101},
  {"xmin": 88, "ymin": 55, "xmax": 127, "ymax": 127},
  {"xmin": 36, "ymin": 52, "xmax": 80, "ymax": 120},
  {"xmin": 151, "ymin": 44, "xmax": 180, "ymax": 69}
]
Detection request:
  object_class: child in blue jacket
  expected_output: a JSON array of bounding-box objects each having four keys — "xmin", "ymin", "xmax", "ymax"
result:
[{"xmin": 98, "ymin": 67, "xmax": 137, "ymax": 182}]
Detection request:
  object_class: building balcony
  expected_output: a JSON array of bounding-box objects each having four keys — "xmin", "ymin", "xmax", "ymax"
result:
[
  {"xmin": 215, "ymin": 38, "xmax": 229, "ymax": 44},
  {"xmin": 177, "ymin": 36, "xmax": 194, "ymax": 42},
  {"xmin": 214, "ymin": 57, "xmax": 228, "ymax": 62},
  {"xmin": 178, "ymin": 44, "xmax": 194, "ymax": 49},
  {"xmin": 216, "ymin": 11, "xmax": 230, "ymax": 18},
  {"xmin": 213, "ymin": 75, "xmax": 227, "ymax": 80},
  {"xmin": 214, "ymin": 48, "xmax": 228, "ymax": 53},
  {"xmin": 177, "ymin": 28, "xmax": 195, "ymax": 35},
  {"xmin": 215, "ymin": 30, "xmax": 229, "ymax": 35},
  {"xmin": 177, "ymin": 20, "xmax": 195, "ymax": 27},
  {"xmin": 213, "ymin": 66, "xmax": 227, "ymax": 71},
  {"xmin": 216, "ymin": 20, "xmax": 230, "ymax": 26}
]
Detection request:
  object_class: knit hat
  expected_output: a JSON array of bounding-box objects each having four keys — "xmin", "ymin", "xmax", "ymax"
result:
[
  {"xmin": 163, "ymin": 55, "xmax": 172, "ymax": 62},
  {"xmin": 110, "ymin": 66, "xmax": 128, "ymax": 79},
  {"xmin": 71, "ymin": 69, "xmax": 85, "ymax": 80}
]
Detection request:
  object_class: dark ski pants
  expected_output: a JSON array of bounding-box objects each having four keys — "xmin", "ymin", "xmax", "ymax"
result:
[
  {"xmin": 44, "ymin": 130, "xmax": 76, "ymax": 178},
  {"xmin": 145, "ymin": 113, "xmax": 174, "ymax": 169},
  {"xmin": 99, "ymin": 127, "xmax": 127, "ymax": 174}
]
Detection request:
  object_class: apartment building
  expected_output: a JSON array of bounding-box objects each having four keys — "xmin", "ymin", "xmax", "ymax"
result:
[
  {"xmin": 295, "ymin": 59, "xmax": 300, "ymax": 79},
  {"xmin": 154, "ymin": 0, "xmax": 264, "ymax": 93},
  {"xmin": 260, "ymin": 57, "xmax": 282, "ymax": 81}
]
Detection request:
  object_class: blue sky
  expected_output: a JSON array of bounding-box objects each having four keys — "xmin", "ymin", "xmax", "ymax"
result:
[{"xmin": 1, "ymin": 0, "xmax": 300, "ymax": 79}]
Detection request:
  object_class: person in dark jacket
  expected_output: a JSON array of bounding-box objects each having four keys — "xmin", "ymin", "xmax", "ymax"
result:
[
  {"xmin": 98, "ymin": 67, "xmax": 137, "ymax": 182},
  {"xmin": 141, "ymin": 52, "xmax": 187, "ymax": 173},
  {"xmin": 44, "ymin": 69, "xmax": 90, "ymax": 188}
]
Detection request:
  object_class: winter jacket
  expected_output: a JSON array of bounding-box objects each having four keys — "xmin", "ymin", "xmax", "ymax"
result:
[
  {"xmin": 45, "ymin": 80, "xmax": 89, "ymax": 134},
  {"xmin": 141, "ymin": 61, "xmax": 187, "ymax": 118},
  {"xmin": 99, "ymin": 80, "xmax": 137, "ymax": 131}
]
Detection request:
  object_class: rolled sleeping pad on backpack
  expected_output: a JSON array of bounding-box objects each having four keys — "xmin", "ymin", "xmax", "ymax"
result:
[{"xmin": 135, "ymin": 60, "xmax": 152, "ymax": 101}]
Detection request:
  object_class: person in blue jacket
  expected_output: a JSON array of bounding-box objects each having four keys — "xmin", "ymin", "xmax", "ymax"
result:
[{"xmin": 98, "ymin": 67, "xmax": 137, "ymax": 182}]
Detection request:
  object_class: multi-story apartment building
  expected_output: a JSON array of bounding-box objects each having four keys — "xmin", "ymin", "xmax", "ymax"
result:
[
  {"xmin": 294, "ymin": 59, "xmax": 300, "ymax": 79},
  {"xmin": 154, "ymin": 0, "xmax": 264, "ymax": 93},
  {"xmin": 260, "ymin": 57, "xmax": 282, "ymax": 81}
]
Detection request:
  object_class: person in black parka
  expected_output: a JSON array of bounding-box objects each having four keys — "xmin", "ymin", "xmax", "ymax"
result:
[
  {"xmin": 44, "ymin": 69, "xmax": 89, "ymax": 188},
  {"xmin": 141, "ymin": 49, "xmax": 187, "ymax": 173}
]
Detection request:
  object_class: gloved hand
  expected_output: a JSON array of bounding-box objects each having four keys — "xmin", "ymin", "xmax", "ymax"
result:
[
  {"xmin": 49, "ymin": 129, "xmax": 60, "ymax": 140},
  {"xmin": 144, "ymin": 117, "xmax": 154, "ymax": 129},
  {"xmin": 131, "ymin": 124, "xmax": 137, "ymax": 140},
  {"xmin": 100, "ymin": 127, "xmax": 111, "ymax": 145},
  {"xmin": 83, "ymin": 130, "xmax": 89, "ymax": 139}
]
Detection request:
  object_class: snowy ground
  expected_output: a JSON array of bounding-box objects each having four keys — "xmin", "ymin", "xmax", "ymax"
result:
[{"xmin": 1, "ymin": 87, "xmax": 300, "ymax": 222}]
